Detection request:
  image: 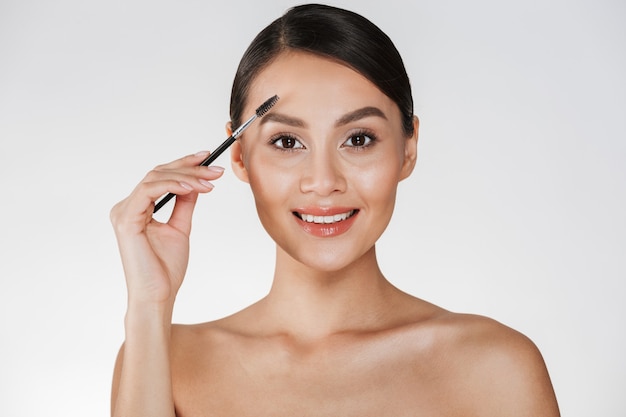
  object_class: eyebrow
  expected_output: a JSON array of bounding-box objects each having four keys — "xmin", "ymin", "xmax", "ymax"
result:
[
  {"xmin": 259, "ymin": 106, "xmax": 387, "ymax": 128},
  {"xmin": 335, "ymin": 106, "xmax": 387, "ymax": 126},
  {"xmin": 259, "ymin": 112, "xmax": 306, "ymax": 128}
]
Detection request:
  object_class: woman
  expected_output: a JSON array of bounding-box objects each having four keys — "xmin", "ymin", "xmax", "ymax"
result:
[{"xmin": 110, "ymin": 4, "xmax": 560, "ymax": 416}]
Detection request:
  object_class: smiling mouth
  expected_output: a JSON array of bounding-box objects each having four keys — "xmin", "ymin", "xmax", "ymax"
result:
[{"xmin": 293, "ymin": 209, "xmax": 358, "ymax": 224}]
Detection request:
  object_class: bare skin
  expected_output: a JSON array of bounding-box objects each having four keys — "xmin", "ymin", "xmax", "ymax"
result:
[{"xmin": 110, "ymin": 52, "xmax": 560, "ymax": 416}]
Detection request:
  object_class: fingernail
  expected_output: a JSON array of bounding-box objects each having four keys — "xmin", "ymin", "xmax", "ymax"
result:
[
  {"xmin": 207, "ymin": 166, "xmax": 225, "ymax": 173},
  {"xmin": 199, "ymin": 179, "xmax": 214, "ymax": 189},
  {"xmin": 180, "ymin": 182, "xmax": 193, "ymax": 190},
  {"xmin": 195, "ymin": 151, "xmax": 210, "ymax": 157}
]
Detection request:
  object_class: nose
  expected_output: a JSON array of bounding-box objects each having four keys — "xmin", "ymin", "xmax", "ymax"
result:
[{"xmin": 299, "ymin": 151, "xmax": 347, "ymax": 196}]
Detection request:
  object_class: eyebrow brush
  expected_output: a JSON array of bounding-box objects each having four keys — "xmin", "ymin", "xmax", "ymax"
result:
[{"xmin": 153, "ymin": 94, "xmax": 279, "ymax": 213}]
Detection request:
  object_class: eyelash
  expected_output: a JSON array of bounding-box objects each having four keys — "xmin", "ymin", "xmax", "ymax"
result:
[{"xmin": 268, "ymin": 129, "xmax": 378, "ymax": 152}]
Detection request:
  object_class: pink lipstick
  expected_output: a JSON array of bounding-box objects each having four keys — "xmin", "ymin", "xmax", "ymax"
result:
[{"xmin": 292, "ymin": 207, "xmax": 359, "ymax": 237}]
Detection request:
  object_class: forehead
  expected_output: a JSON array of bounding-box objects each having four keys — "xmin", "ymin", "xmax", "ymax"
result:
[{"xmin": 244, "ymin": 51, "xmax": 399, "ymax": 122}]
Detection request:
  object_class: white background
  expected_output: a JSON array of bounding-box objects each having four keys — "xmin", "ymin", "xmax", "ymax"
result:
[{"xmin": 1, "ymin": 0, "xmax": 624, "ymax": 415}]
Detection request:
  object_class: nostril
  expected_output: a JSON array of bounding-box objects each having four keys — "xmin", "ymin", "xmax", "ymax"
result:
[{"xmin": 299, "ymin": 160, "xmax": 347, "ymax": 195}]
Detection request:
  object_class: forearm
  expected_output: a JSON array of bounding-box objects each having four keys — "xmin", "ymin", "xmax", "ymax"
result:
[
  {"xmin": 112, "ymin": 304, "xmax": 176, "ymax": 417},
  {"xmin": 109, "ymin": 151, "xmax": 219, "ymax": 416}
]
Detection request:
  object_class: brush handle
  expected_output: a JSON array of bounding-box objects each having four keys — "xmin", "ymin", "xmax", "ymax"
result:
[
  {"xmin": 152, "ymin": 135, "xmax": 236, "ymax": 213},
  {"xmin": 151, "ymin": 94, "xmax": 278, "ymax": 214},
  {"xmin": 198, "ymin": 135, "xmax": 236, "ymax": 167}
]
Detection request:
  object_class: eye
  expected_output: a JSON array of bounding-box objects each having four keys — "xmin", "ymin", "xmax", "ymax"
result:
[
  {"xmin": 342, "ymin": 131, "xmax": 376, "ymax": 148},
  {"xmin": 270, "ymin": 134, "xmax": 305, "ymax": 150}
]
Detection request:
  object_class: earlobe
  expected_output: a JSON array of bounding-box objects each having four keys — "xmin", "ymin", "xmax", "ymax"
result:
[
  {"xmin": 400, "ymin": 115, "xmax": 419, "ymax": 181},
  {"xmin": 228, "ymin": 121, "xmax": 250, "ymax": 183}
]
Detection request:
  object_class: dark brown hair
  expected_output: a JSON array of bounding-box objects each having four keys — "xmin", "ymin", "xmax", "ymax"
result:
[{"xmin": 229, "ymin": 4, "xmax": 415, "ymax": 137}]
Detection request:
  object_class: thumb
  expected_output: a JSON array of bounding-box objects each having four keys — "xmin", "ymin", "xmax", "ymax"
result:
[{"xmin": 167, "ymin": 192, "xmax": 199, "ymax": 235}]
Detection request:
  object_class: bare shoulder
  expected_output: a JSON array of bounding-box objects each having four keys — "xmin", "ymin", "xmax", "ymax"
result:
[
  {"xmin": 168, "ymin": 316, "xmax": 260, "ymax": 373},
  {"xmin": 168, "ymin": 320, "xmax": 242, "ymax": 401},
  {"xmin": 169, "ymin": 320, "xmax": 232, "ymax": 360},
  {"xmin": 424, "ymin": 311, "xmax": 560, "ymax": 417}
]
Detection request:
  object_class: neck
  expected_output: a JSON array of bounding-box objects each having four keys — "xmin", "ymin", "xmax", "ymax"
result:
[{"xmin": 257, "ymin": 245, "xmax": 402, "ymax": 342}]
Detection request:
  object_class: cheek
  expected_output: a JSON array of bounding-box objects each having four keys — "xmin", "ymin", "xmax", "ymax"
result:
[
  {"xmin": 245, "ymin": 156, "xmax": 294, "ymax": 219},
  {"xmin": 351, "ymin": 147, "xmax": 404, "ymax": 202},
  {"xmin": 356, "ymin": 166, "xmax": 400, "ymax": 213}
]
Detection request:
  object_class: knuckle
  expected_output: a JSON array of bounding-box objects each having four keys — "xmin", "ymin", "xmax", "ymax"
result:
[
  {"xmin": 109, "ymin": 200, "xmax": 125, "ymax": 224},
  {"xmin": 144, "ymin": 168, "xmax": 161, "ymax": 181}
]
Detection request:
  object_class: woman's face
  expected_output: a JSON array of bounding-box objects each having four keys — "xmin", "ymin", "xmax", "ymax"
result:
[{"xmin": 231, "ymin": 51, "xmax": 417, "ymax": 272}]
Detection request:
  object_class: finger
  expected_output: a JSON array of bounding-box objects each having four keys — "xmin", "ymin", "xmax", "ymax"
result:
[
  {"xmin": 168, "ymin": 191, "xmax": 199, "ymax": 235},
  {"xmin": 143, "ymin": 162, "xmax": 224, "ymax": 198},
  {"xmin": 112, "ymin": 157, "xmax": 225, "ymax": 234},
  {"xmin": 145, "ymin": 165, "xmax": 225, "ymax": 188},
  {"xmin": 152, "ymin": 151, "xmax": 212, "ymax": 171},
  {"xmin": 112, "ymin": 180, "xmax": 200, "ymax": 235}
]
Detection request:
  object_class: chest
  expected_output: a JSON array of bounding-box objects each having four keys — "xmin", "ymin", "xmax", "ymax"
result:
[{"xmin": 171, "ymin": 337, "xmax": 455, "ymax": 417}]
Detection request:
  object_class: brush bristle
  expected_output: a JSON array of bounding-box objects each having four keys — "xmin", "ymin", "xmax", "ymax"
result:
[{"xmin": 255, "ymin": 95, "xmax": 279, "ymax": 117}]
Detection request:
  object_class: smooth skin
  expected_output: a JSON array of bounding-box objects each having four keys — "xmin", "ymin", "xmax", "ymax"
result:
[{"xmin": 110, "ymin": 51, "xmax": 560, "ymax": 416}]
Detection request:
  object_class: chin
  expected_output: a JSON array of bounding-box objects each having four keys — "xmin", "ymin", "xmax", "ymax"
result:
[{"xmin": 284, "ymin": 243, "xmax": 376, "ymax": 275}]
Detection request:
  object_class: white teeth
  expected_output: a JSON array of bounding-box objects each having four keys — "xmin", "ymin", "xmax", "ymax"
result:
[{"xmin": 299, "ymin": 210, "xmax": 355, "ymax": 224}]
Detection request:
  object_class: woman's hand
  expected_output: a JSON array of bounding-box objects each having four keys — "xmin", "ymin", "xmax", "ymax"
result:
[
  {"xmin": 110, "ymin": 152, "xmax": 224, "ymax": 308},
  {"xmin": 110, "ymin": 152, "xmax": 223, "ymax": 417}
]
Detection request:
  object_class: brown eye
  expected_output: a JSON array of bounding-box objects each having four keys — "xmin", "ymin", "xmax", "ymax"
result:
[
  {"xmin": 343, "ymin": 133, "xmax": 375, "ymax": 148},
  {"xmin": 270, "ymin": 135, "xmax": 304, "ymax": 150},
  {"xmin": 280, "ymin": 137, "xmax": 297, "ymax": 148},
  {"xmin": 351, "ymin": 135, "xmax": 367, "ymax": 146}
]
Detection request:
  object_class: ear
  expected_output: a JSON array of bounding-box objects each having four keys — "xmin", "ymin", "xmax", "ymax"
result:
[
  {"xmin": 399, "ymin": 115, "xmax": 419, "ymax": 181},
  {"xmin": 227, "ymin": 121, "xmax": 250, "ymax": 183}
]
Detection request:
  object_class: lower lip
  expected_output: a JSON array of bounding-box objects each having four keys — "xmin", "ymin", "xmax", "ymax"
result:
[{"xmin": 294, "ymin": 212, "xmax": 359, "ymax": 238}]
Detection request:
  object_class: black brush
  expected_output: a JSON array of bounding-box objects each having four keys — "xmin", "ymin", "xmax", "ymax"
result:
[{"xmin": 153, "ymin": 94, "xmax": 279, "ymax": 213}]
